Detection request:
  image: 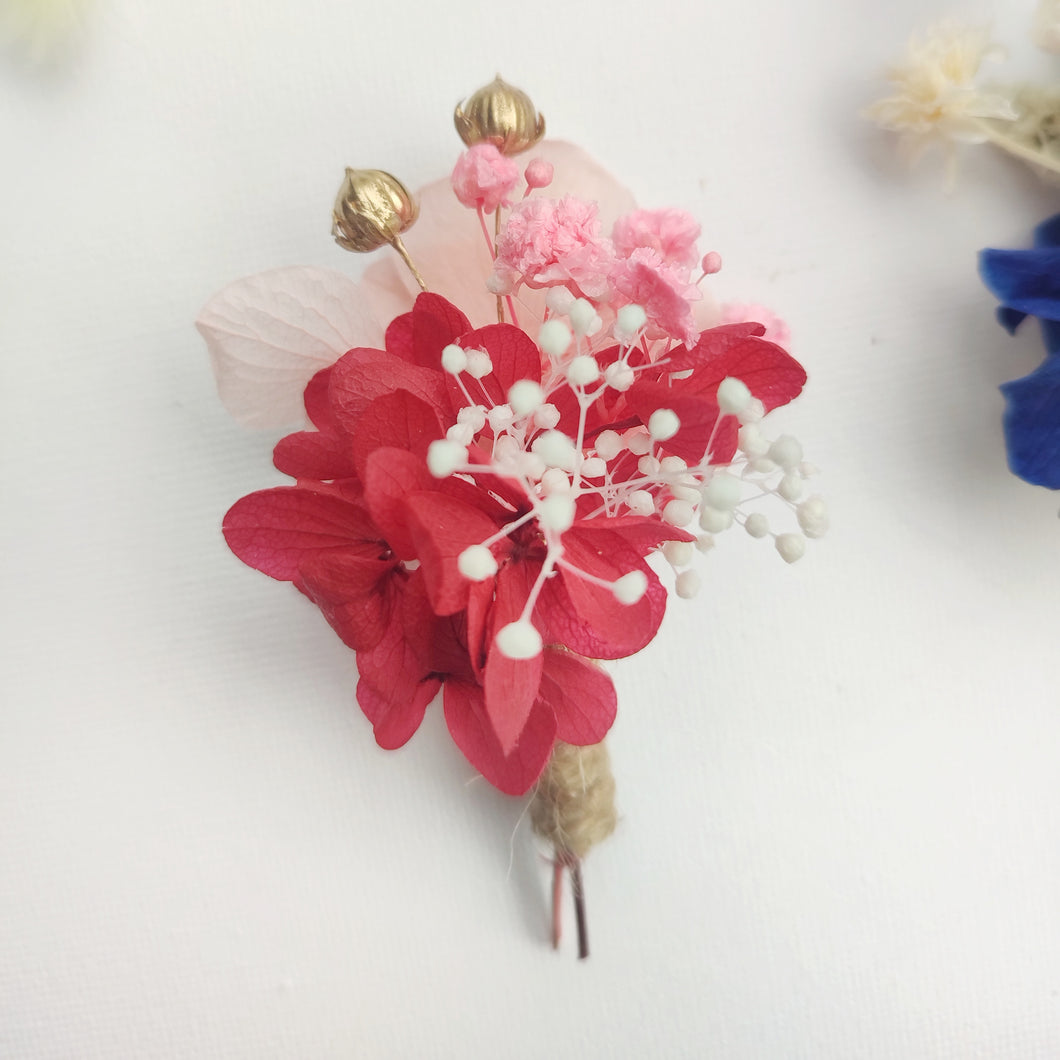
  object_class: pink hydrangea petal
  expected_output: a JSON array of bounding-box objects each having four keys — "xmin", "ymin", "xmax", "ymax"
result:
[{"xmin": 196, "ymin": 266, "xmax": 385, "ymax": 428}]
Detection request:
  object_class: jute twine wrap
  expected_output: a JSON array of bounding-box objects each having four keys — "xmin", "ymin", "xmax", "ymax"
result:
[{"xmin": 529, "ymin": 740, "xmax": 617, "ymax": 862}]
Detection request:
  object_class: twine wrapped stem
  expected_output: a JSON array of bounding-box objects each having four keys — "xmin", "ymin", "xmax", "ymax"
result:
[{"xmin": 529, "ymin": 740, "xmax": 616, "ymax": 959}]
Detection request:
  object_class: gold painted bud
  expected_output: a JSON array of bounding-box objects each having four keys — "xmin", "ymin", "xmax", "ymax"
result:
[
  {"xmin": 454, "ymin": 76, "xmax": 545, "ymax": 156},
  {"xmin": 331, "ymin": 168, "xmax": 418, "ymax": 253}
]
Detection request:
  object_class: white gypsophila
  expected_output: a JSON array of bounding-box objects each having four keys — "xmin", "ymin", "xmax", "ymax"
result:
[
  {"xmin": 865, "ymin": 22, "xmax": 1018, "ymax": 177},
  {"xmin": 1032, "ymin": 0, "xmax": 1060, "ymax": 54},
  {"xmin": 0, "ymin": 0, "xmax": 89, "ymax": 63}
]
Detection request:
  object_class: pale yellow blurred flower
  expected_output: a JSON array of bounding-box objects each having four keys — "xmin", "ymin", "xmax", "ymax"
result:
[
  {"xmin": 1032, "ymin": 0, "xmax": 1060, "ymax": 54},
  {"xmin": 866, "ymin": 23, "xmax": 1017, "ymax": 178},
  {"xmin": 0, "ymin": 0, "xmax": 90, "ymax": 64}
]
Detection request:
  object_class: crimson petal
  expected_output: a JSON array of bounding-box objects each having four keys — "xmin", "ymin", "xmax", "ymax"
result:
[
  {"xmin": 329, "ymin": 346, "xmax": 451, "ymax": 429},
  {"xmin": 350, "ymin": 391, "xmax": 443, "ymax": 483},
  {"xmin": 443, "ymin": 679, "xmax": 556, "ymax": 796},
  {"xmin": 539, "ymin": 650, "xmax": 618, "ymax": 746},
  {"xmin": 223, "ymin": 488, "xmax": 381, "ymax": 580},
  {"xmin": 273, "ymin": 429, "xmax": 357, "ymax": 482},
  {"xmin": 357, "ymin": 675, "xmax": 439, "ymax": 750},
  {"xmin": 297, "ymin": 550, "xmax": 396, "ymax": 652},
  {"xmin": 362, "ymin": 448, "xmax": 431, "ymax": 560},
  {"xmin": 403, "ymin": 491, "xmax": 501, "ymax": 615}
]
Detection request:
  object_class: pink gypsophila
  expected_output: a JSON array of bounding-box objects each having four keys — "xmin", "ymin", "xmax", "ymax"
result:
[
  {"xmin": 491, "ymin": 195, "xmax": 614, "ymax": 299},
  {"xmin": 612, "ymin": 208, "xmax": 702, "ymax": 270},
  {"xmin": 451, "ymin": 143, "xmax": 521, "ymax": 214},
  {"xmin": 610, "ymin": 247, "xmax": 701, "ymax": 346}
]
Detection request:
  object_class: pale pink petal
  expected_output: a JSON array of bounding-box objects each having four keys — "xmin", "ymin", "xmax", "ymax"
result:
[
  {"xmin": 196, "ymin": 266, "xmax": 385, "ymax": 428},
  {"xmin": 719, "ymin": 302, "xmax": 791, "ymax": 347},
  {"xmin": 360, "ymin": 141, "xmax": 637, "ymax": 331}
]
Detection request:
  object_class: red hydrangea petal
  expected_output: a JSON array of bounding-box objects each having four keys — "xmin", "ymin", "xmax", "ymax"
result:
[
  {"xmin": 403, "ymin": 491, "xmax": 502, "ymax": 616},
  {"xmin": 303, "ymin": 365, "xmax": 338, "ymax": 430},
  {"xmin": 297, "ymin": 550, "xmax": 396, "ymax": 652},
  {"xmin": 573, "ymin": 515, "xmax": 695, "ymax": 555},
  {"xmin": 672, "ymin": 327, "xmax": 807, "ymax": 411},
  {"xmin": 539, "ymin": 650, "xmax": 618, "ymax": 746},
  {"xmin": 223, "ymin": 488, "xmax": 381, "ymax": 580},
  {"xmin": 354, "ymin": 593, "xmax": 438, "ymax": 749},
  {"xmin": 443, "ymin": 679, "xmax": 556, "ymax": 796},
  {"xmin": 663, "ymin": 322, "xmax": 766, "ymax": 373},
  {"xmin": 329, "ymin": 346, "xmax": 451, "ymax": 429},
  {"xmin": 627, "ymin": 381, "xmax": 734, "ymax": 464},
  {"xmin": 350, "ymin": 391, "xmax": 443, "ymax": 483},
  {"xmin": 545, "ymin": 529, "xmax": 667, "ymax": 658},
  {"xmin": 273, "ymin": 429, "xmax": 357, "ymax": 482},
  {"xmin": 357, "ymin": 675, "xmax": 439, "ymax": 750},
  {"xmin": 465, "ymin": 578, "xmax": 494, "ymax": 678},
  {"xmin": 540, "ymin": 564, "xmax": 667, "ymax": 660},
  {"xmin": 362, "ymin": 448, "xmax": 432, "ymax": 560},
  {"xmin": 480, "ymin": 561, "xmax": 545, "ymax": 754},
  {"xmin": 385, "ymin": 293, "xmax": 472, "ymax": 369},
  {"xmin": 458, "ymin": 323, "xmax": 542, "ymax": 399},
  {"xmin": 484, "ymin": 649, "xmax": 544, "ymax": 755}
]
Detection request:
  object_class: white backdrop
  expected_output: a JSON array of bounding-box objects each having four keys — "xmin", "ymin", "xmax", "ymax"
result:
[{"xmin": 4, "ymin": 1, "xmax": 1060, "ymax": 1057}]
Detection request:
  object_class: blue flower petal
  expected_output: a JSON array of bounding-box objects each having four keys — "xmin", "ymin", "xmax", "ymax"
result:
[
  {"xmin": 1041, "ymin": 319, "xmax": 1060, "ymax": 358},
  {"xmin": 1000, "ymin": 356, "xmax": 1060, "ymax": 489},
  {"xmin": 979, "ymin": 247, "xmax": 1060, "ymax": 321},
  {"xmin": 1033, "ymin": 212, "xmax": 1060, "ymax": 249},
  {"xmin": 996, "ymin": 305, "xmax": 1028, "ymax": 335}
]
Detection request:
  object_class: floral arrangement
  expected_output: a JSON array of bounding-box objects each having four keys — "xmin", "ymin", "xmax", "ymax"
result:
[
  {"xmin": 866, "ymin": 4, "xmax": 1060, "ymax": 492},
  {"xmin": 199, "ymin": 78, "xmax": 825, "ymax": 956}
]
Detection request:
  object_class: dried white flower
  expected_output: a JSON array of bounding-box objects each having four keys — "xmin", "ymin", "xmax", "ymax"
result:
[
  {"xmin": 865, "ymin": 22, "xmax": 1017, "ymax": 178},
  {"xmin": 1032, "ymin": 0, "xmax": 1060, "ymax": 54}
]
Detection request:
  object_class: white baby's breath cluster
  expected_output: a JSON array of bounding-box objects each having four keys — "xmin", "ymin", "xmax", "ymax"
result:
[
  {"xmin": 866, "ymin": 11, "xmax": 1060, "ymax": 185},
  {"xmin": 428, "ymin": 293, "xmax": 825, "ymax": 657}
]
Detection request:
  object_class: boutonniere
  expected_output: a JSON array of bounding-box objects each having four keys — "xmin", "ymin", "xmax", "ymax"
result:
[{"xmin": 199, "ymin": 77, "xmax": 825, "ymax": 956}]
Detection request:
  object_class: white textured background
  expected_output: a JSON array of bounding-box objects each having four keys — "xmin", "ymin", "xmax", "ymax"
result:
[{"xmin": 4, "ymin": 1, "xmax": 1060, "ymax": 1057}]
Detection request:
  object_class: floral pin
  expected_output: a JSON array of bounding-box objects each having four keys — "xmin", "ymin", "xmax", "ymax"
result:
[{"xmin": 199, "ymin": 77, "xmax": 826, "ymax": 956}]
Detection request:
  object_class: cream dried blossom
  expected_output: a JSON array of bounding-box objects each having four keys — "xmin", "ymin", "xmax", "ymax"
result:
[
  {"xmin": 1032, "ymin": 0, "xmax": 1060, "ymax": 54},
  {"xmin": 989, "ymin": 83, "xmax": 1060, "ymax": 180},
  {"xmin": 866, "ymin": 22, "xmax": 1017, "ymax": 179}
]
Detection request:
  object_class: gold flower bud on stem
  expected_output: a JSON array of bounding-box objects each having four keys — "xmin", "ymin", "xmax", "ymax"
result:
[
  {"xmin": 331, "ymin": 168, "xmax": 427, "ymax": 291},
  {"xmin": 454, "ymin": 75, "xmax": 545, "ymax": 156}
]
